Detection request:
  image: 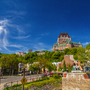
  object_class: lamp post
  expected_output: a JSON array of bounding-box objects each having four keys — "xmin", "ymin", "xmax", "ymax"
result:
[
  {"xmin": 0, "ymin": 67, "xmax": 2, "ymax": 84},
  {"xmin": 2, "ymin": 61, "xmax": 5, "ymax": 78},
  {"xmin": 30, "ymin": 69, "xmax": 31, "ymax": 81},
  {"xmin": 22, "ymin": 68, "xmax": 25, "ymax": 90},
  {"xmin": 0, "ymin": 67, "xmax": 2, "ymax": 75}
]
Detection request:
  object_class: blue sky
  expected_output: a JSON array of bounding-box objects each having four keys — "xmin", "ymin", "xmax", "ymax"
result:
[{"xmin": 0, "ymin": 0, "xmax": 90, "ymax": 54}]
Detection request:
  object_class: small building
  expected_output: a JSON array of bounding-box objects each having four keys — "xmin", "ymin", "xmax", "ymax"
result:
[
  {"xmin": 16, "ymin": 52, "xmax": 26, "ymax": 56},
  {"xmin": 61, "ymin": 55, "xmax": 75, "ymax": 68},
  {"xmin": 61, "ymin": 55, "xmax": 81, "ymax": 70},
  {"xmin": 84, "ymin": 66, "xmax": 90, "ymax": 72},
  {"xmin": 37, "ymin": 52, "xmax": 45, "ymax": 55}
]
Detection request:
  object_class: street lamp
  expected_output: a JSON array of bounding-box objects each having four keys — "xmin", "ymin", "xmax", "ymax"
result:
[
  {"xmin": 0, "ymin": 67, "xmax": 2, "ymax": 84},
  {"xmin": 30, "ymin": 69, "xmax": 31, "ymax": 81},
  {"xmin": 2, "ymin": 60, "xmax": 6, "ymax": 78},
  {"xmin": 0, "ymin": 67, "xmax": 2, "ymax": 75}
]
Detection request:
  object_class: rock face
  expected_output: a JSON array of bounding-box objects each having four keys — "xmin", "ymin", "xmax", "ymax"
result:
[
  {"xmin": 29, "ymin": 81, "xmax": 62, "ymax": 90},
  {"xmin": 62, "ymin": 72, "xmax": 90, "ymax": 90}
]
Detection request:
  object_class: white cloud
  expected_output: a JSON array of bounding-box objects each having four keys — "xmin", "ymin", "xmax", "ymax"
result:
[
  {"xmin": 0, "ymin": 18, "xmax": 28, "ymax": 52},
  {"xmin": 38, "ymin": 42, "xmax": 44, "ymax": 45},
  {"xmin": 8, "ymin": 11, "xmax": 27, "ymax": 15},
  {"xmin": 16, "ymin": 26, "xmax": 25, "ymax": 34},
  {"xmin": 34, "ymin": 46, "xmax": 45, "ymax": 51},
  {"xmin": 13, "ymin": 35, "xmax": 30, "ymax": 39},
  {"xmin": 0, "ymin": 26, "xmax": 3, "ymax": 34},
  {"xmin": 9, "ymin": 45, "xmax": 23, "ymax": 48},
  {"xmin": 41, "ymin": 33, "xmax": 49, "ymax": 36},
  {"xmin": 82, "ymin": 42, "xmax": 90, "ymax": 46},
  {"xmin": 48, "ymin": 48, "xmax": 52, "ymax": 51},
  {"xmin": 0, "ymin": 19, "xmax": 9, "ymax": 50},
  {"xmin": 33, "ymin": 42, "xmax": 52, "ymax": 51}
]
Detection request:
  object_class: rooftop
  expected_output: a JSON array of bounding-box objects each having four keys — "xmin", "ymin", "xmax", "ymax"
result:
[{"xmin": 58, "ymin": 33, "xmax": 71, "ymax": 38}]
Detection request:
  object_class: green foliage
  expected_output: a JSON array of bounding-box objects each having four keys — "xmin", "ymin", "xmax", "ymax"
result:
[
  {"xmin": 53, "ymin": 73, "xmax": 60, "ymax": 79},
  {"xmin": 68, "ymin": 64, "xmax": 71, "ymax": 72},
  {"xmin": 42, "ymin": 76, "xmax": 49, "ymax": 80},
  {"xmin": 77, "ymin": 47, "xmax": 85, "ymax": 55},
  {"xmin": 52, "ymin": 64, "xmax": 57, "ymax": 71},
  {"xmin": 0, "ymin": 54, "xmax": 19, "ymax": 75},
  {"xmin": 2, "ymin": 45, "xmax": 90, "ymax": 76},
  {"xmin": 4, "ymin": 76, "xmax": 62, "ymax": 90},
  {"xmin": 47, "ymin": 63, "xmax": 53, "ymax": 72},
  {"xmin": 52, "ymin": 51, "xmax": 60, "ymax": 59},
  {"xmin": 78, "ymin": 54, "xmax": 87, "ymax": 64},
  {"xmin": 63, "ymin": 61, "xmax": 66, "ymax": 71},
  {"xmin": 64, "ymin": 48, "xmax": 70, "ymax": 55},
  {"xmin": 73, "ymin": 54, "xmax": 78, "ymax": 60},
  {"xmin": 71, "ymin": 47, "xmax": 77, "ymax": 55},
  {"xmin": 29, "ymin": 64, "xmax": 38, "ymax": 71},
  {"xmin": 28, "ymin": 49, "xmax": 33, "ymax": 53},
  {"xmin": 58, "ymin": 65, "xmax": 62, "ymax": 71},
  {"xmin": 85, "ymin": 43, "xmax": 90, "ymax": 50}
]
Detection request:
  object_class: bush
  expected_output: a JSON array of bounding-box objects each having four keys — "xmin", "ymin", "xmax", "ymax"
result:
[
  {"xmin": 42, "ymin": 76, "xmax": 49, "ymax": 80},
  {"xmin": 53, "ymin": 73, "xmax": 60, "ymax": 79},
  {"xmin": 68, "ymin": 64, "xmax": 71, "ymax": 72}
]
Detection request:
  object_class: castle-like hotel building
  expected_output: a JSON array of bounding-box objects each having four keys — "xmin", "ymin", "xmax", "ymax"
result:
[{"xmin": 53, "ymin": 33, "xmax": 82, "ymax": 51}]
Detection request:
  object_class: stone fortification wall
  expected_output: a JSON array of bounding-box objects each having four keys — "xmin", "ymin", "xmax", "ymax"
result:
[{"xmin": 62, "ymin": 72, "xmax": 90, "ymax": 90}]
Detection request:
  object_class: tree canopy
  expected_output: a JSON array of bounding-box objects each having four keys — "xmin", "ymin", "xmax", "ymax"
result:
[{"xmin": 1, "ymin": 43, "xmax": 90, "ymax": 75}]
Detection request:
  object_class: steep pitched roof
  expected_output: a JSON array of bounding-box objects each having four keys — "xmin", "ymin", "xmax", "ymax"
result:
[{"xmin": 58, "ymin": 33, "xmax": 71, "ymax": 38}]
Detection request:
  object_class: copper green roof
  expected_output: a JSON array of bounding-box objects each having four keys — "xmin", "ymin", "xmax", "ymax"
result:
[
  {"xmin": 53, "ymin": 43, "xmax": 58, "ymax": 46},
  {"xmin": 72, "ymin": 42, "xmax": 81, "ymax": 44},
  {"xmin": 66, "ymin": 39, "xmax": 72, "ymax": 44},
  {"xmin": 79, "ymin": 42, "xmax": 81, "ymax": 44},
  {"xmin": 61, "ymin": 44, "xmax": 63, "ymax": 46},
  {"xmin": 56, "ymin": 44, "xmax": 67, "ymax": 47},
  {"xmin": 64, "ymin": 43, "xmax": 67, "ymax": 46}
]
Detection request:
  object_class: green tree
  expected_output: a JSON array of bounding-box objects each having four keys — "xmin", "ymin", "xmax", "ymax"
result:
[
  {"xmin": 63, "ymin": 60, "xmax": 66, "ymax": 71},
  {"xmin": 78, "ymin": 54, "xmax": 87, "ymax": 66},
  {"xmin": 77, "ymin": 47, "xmax": 87, "ymax": 66},
  {"xmin": 71, "ymin": 47, "xmax": 77, "ymax": 55},
  {"xmin": 35, "ymin": 56, "xmax": 49, "ymax": 73},
  {"xmin": 86, "ymin": 51, "xmax": 90, "ymax": 66},
  {"xmin": 58, "ymin": 65, "xmax": 62, "ymax": 72},
  {"xmin": 28, "ymin": 49, "xmax": 33, "ymax": 53},
  {"xmin": 52, "ymin": 64, "xmax": 57, "ymax": 72},
  {"xmin": 47, "ymin": 63, "xmax": 53, "ymax": 72},
  {"xmin": 0, "ymin": 54, "xmax": 19, "ymax": 75},
  {"xmin": 0, "ymin": 56, "xmax": 7, "ymax": 74},
  {"xmin": 29, "ymin": 64, "xmax": 38, "ymax": 72},
  {"xmin": 77, "ymin": 47, "xmax": 85, "ymax": 55},
  {"xmin": 85, "ymin": 43, "xmax": 90, "ymax": 50},
  {"xmin": 7, "ymin": 54, "xmax": 19, "ymax": 75},
  {"xmin": 52, "ymin": 51, "xmax": 61, "ymax": 62},
  {"xmin": 74, "ymin": 54, "xmax": 78, "ymax": 60},
  {"xmin": 64, "ymin": 48, "xmax": 71, "ymax": 55},
  {"xmin": 68, "ymin": 64, "xmax": 71, "ymax": 72}
]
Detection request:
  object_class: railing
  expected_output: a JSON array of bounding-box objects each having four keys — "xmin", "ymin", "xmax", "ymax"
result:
[{"xmin": 3, "ymin": 75, "xmax": 42, "ymax": 90}]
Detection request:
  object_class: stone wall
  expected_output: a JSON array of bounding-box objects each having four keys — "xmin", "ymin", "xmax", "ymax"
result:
[{"xmin": 62, "ymin": 72, "xmax": 90, "ymax": 90}]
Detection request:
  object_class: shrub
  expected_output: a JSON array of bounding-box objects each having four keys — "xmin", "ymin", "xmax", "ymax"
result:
[
  {"xmin": 63, "ymin": 60, "xmax": 66, "ymax": 71},
  {"xmin": 53, "ymin": 73, "xmax": 60, "ymax": 79},
  {"xmin": 68, "ymin": 64, "xmax": 71, "ymax": 72},
  {"xmin": 42, "ymin": 76, "xmax": 49, "ymax": 80}
]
